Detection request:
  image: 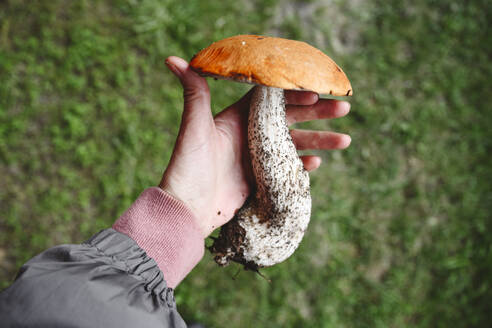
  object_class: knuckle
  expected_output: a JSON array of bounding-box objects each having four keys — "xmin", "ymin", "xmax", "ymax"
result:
[{"xmin": 183, "ymin": 85, "xmax": 209, "ymax": 102}]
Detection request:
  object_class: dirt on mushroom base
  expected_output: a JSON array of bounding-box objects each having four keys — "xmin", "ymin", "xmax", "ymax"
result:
[
  {"xmin": 209, "ymin": 206, "xmax": 259, "ymax": 270},
  {"xmin": 209, "ymin": 196, "xmax": 308, "ymax": 274}
]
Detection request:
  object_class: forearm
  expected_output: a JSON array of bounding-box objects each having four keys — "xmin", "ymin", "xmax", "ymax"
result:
[
  {"xmin": 0, "ymin": 229, "xmax": 186, "ymax": 327},
  {"xmin": 0, "ymin": 187, "xmax": 205, "ymax": 327}
]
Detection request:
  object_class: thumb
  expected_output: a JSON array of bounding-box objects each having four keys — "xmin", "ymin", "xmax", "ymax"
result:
[{"xmin": 165, "ymin": 56, "xmax": 212, "ymax": 124}]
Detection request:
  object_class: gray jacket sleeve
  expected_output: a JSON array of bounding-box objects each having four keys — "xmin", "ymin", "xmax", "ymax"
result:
[{"xmin": 0, "ymin": 228, "xmax": 187, "ymax": 328}]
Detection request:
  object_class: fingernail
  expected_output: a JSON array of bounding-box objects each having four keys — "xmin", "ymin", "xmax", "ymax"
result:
[
  {"xmin": 341, "ymin": 134, "xmax": 352, "ymax": 148},
  {"xmin": 338, "ymin": 101, "xmax": 351, "ymax": 115},
  {"xmin": 309, "ymin": 92, "xmax": 319, "ymax": 103},
  {"xmin": 166, "ymin": 57, "xmax": 189, "ymax": 75},
  {"xmin": 165, "ymin": 59, "xmax": 182, "ymax": 77}
]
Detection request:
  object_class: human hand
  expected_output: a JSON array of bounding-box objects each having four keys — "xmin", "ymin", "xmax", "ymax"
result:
[{"xmin": 159, "ymin": 56, "xmax": 351, "ymax": 238}]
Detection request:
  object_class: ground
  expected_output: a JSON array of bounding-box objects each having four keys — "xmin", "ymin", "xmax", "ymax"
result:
[{"xmin": 0, "ymin": 0, "xmax": 491, "ymax": 327}]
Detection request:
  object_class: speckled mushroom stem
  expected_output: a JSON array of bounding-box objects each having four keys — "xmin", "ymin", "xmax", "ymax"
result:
[{"xmin": 211, "ymin": 86, "xmax": 311, "ymax": 268}]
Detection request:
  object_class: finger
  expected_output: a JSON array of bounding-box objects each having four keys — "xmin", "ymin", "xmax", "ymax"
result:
[
  {"xmin": 284, "ymin": 90, "xmax": 319, "ymax": 105},
  {"xmin": 286, "ymin": 100, "xmax": 350, "ymax": 125},
  {"xmin": 300, "ymin": 155, "xmax": 322, "ymax": 172},
  {"xmin": 165, "ymin": 56, "xmax": 213, "ymax": 126},
  {"xmin": 291, "ymin": 129, "xmax": 351, "ymax": 150}
]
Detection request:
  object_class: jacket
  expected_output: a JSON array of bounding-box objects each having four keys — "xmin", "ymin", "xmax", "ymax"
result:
[{"xmin": 0, "ymin": 187, "xmax": 205, "ymax": 327}]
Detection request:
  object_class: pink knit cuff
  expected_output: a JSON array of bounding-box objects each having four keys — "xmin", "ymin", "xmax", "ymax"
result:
[{"xmin": 113, "ymin": 187, "xmax": 205, "ymax": 288}]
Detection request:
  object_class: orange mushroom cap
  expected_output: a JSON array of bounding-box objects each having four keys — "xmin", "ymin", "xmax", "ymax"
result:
[{"xmin": 190, "ymin": 35, "xmax": 352, "ymax": 96}]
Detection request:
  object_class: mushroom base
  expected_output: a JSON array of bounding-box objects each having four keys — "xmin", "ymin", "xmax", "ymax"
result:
[{"xmin": 209, "ymin": 212, "xmax": 261, "ymax": 270}]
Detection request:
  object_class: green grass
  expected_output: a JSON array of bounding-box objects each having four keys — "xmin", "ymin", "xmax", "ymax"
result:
[{"xmin": 1, "ymin": 0, "xmax": 491, "ymax": 327}]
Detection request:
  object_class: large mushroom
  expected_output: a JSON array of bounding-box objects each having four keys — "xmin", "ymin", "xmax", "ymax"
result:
[{"xmin": 190, "ymin": 35, "xmax": 352, "ymax": 269}]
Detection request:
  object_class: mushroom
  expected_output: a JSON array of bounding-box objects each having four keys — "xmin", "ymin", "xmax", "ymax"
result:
[{"xmin": 190, "ymin": 35, "xmax": 352, "ymax": 269}]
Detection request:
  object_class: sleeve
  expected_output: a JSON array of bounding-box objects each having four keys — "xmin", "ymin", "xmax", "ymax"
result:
[{"xmin": 0, "ymin": 187, "xmax": 205, "ymax": 328}]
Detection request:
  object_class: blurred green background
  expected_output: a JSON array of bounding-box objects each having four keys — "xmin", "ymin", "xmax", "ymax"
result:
[{"xmin": 1, "ymin": 0, "xmax": 491, "ymax": 327}]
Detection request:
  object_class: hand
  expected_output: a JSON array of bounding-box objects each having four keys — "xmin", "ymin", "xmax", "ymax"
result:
[{"xmin": 159, "ymin": 56, "xmax": 351, "ymax": 238}]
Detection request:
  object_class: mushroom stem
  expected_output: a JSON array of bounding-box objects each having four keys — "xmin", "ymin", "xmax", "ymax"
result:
[{"xmin": 211, "ymin": 85, "xmax": 311, "ymax": 267}]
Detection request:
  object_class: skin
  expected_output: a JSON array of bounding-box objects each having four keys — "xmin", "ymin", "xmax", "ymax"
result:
[{"xmin": 160, "ymin": 56, "xmax": 351, "ymax": 238}]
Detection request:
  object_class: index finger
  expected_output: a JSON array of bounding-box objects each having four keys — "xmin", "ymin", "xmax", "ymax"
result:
[{"xmin": 284, "ymin": 90, "xmax": 319, "ymax": 105}]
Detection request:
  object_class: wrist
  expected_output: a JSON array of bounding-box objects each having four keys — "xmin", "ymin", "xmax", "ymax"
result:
[
  {"xmin": 113, "ymin": 187, "xmax": 205, "ymax": 288},
  {"xmin": 158, "ymin": 180, "xmax": 211, "ymax": 238}
]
